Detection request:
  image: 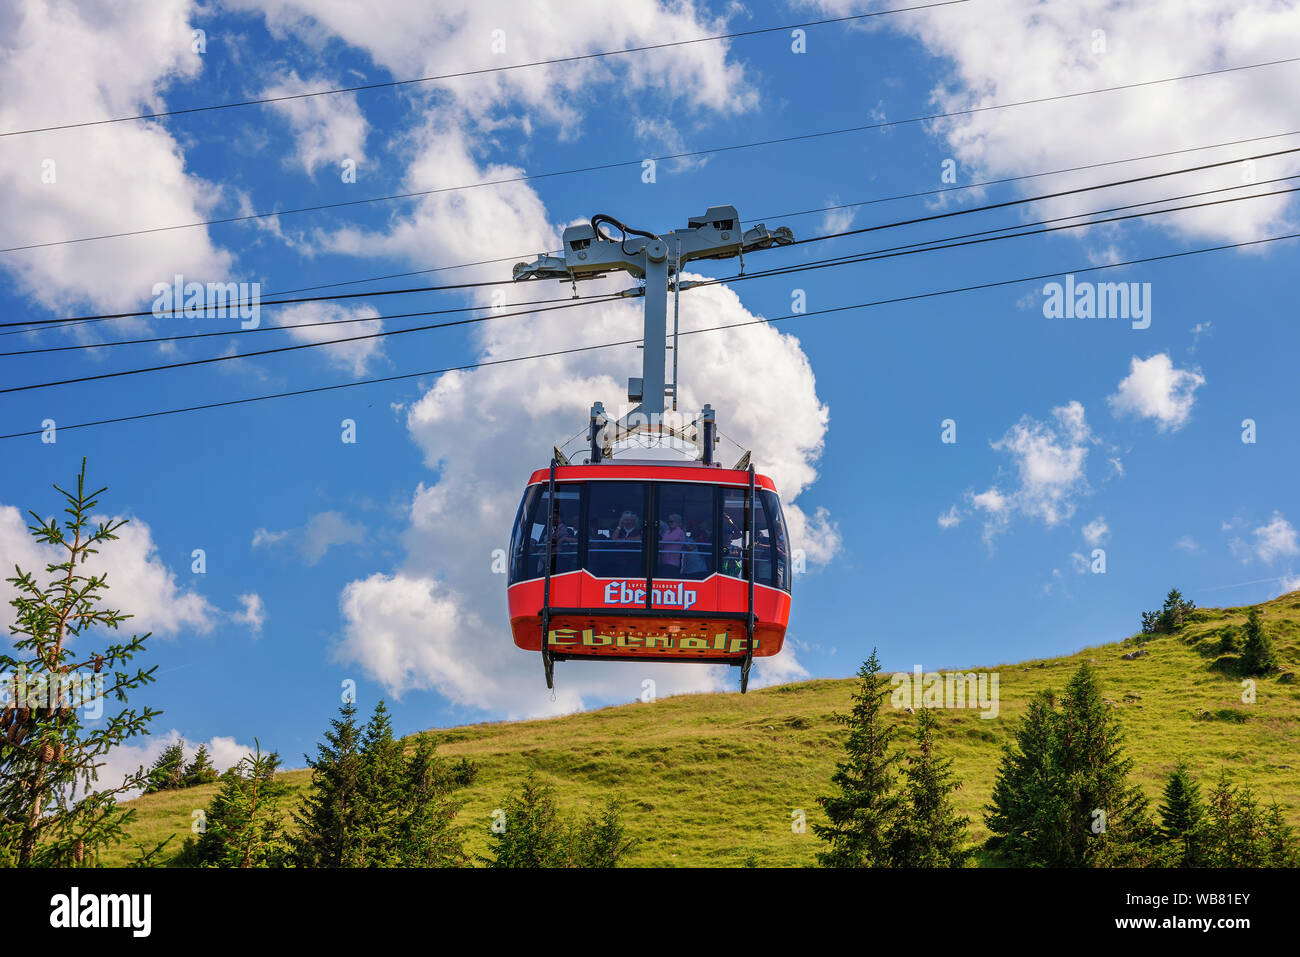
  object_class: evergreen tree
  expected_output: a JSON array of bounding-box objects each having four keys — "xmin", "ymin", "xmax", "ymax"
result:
[
  {"xmin": 1262, "ymin": 803, "xmax": 1300, "ymax": 868},
  {"xmin": 1141, "ymin": 588, "xmax": 1195, "ymax": 634},
  {"xmin": 813, "ymin": 650, "xmax": 900, "ymax": 867},
  {"xmin": 1239, "ymin": 608, "xmax": 1278, "ymax": 676},
  {"xmin": 1200, "ymin": 773, "xmax": 1299, "ymax": 867},
  {"xmin": 886, "ymin": 708, "xmax": 970, "ymax": 867},
  {"xmin": 984, "ymin": 693, "xmax": 1063, "ymax": 864},
  {"xmin": 395, "ymin": 733, "xmax": 473, "ymax": 867},
  {"xmin": 1054, "ymin": 662, "xmax": 1151, "ymax": 865},
  {"xmin": 985, "ymin": 663, "xmax": 1150, "ymax": 866},
  {"xmin": 146, "ymin": 740, "xmax": 186, "ymax": 794},
  {"xmin": 1158, "ymin": 762, "xmax": 1204, "ymax": 866},
  {"xmin": 485, "ymin": 773, "xmax": 567, "ymax": 867},
  {"xmin": 175, "ymin": 743, "xmax": 287, "ymax": 868},
  {"xmin": 289, "ymin": 702, "xmax": 366, "ymax": 867},
  {"xmin": 181, "ymin": 743, "xmax": 218, "ymax": 788},
  {"xmin": 570, "ymin": 799, "xmax": 635, "ymax": 868},
  {"xmin": 0, "ymin": 461, "xmax": 163, "ymax": 867},
  {"xmin": 291, "ymin": 701, "xmax": 475, "ymax": 867},
  {"xmin": 484, "ymin": 774, "xmax": 632, "ymax": 868},
  {"xmin": 355, "ymin": 700, "xmax": 407, "ymax": 865}
]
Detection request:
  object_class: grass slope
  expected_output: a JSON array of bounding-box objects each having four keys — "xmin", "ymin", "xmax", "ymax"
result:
[{"xmin": 108, "ymin": 594, "xmax": 1300, "ymax": 867}]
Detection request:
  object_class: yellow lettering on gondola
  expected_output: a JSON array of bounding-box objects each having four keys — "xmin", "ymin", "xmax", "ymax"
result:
[
  {"xmin": 548, "ymin": 628, "xmax": 577, "ymax": 646},
  {"xmin": 583, "ymin": 630, "xmax": 611, "ymax": 647},
  {"xmin": 617, "ymin": 635, "xmax": 644, "ymax": 648},
  {"xmin": 729, "ymin": 637, "xmax": 760, "ymax": 653},
  {"xmin": 678, "ymin": 636, "xmax": 707, "ymax": 650},
  {"xmin": 713, "ymin": 633, "xmax": 727, "ymax": 650},
  {"xmin": 644, "ymin": 635, "xmax": 671, "ymax": 649}
]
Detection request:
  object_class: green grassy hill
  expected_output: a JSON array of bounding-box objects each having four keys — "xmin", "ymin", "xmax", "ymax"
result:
[{"xmin": 107, "ymin": 593, "xmax": 1300, "ymax": 866}]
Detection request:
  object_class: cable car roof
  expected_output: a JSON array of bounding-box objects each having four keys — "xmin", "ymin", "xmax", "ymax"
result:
[{"xmin": 524, "ymin": 461, "xmax": 778, "ymax": 491}]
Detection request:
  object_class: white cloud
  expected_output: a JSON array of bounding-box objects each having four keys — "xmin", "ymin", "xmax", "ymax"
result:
[
  {"xmin": 227, "ymin": 0, "xmax": 758, "ymax": 124},
  {"xmin": 1108, "ymin": 353, "xmax": 1206, "ymax": 432},
  {"xmin": 274, "ymin": 301, "xmax": 386, "ymax": 377},
  {"xmin": 804, "ymin": 0, "xmax": 1300, "ymax": 246},
  {"xmin": 261, "ymin": 70, "xmax": 368, "ymax": 176},
  {"xmin": 820, "ymin": 198, "xmax": 857, "ymax": 235},
  {"xmin": 949, "ymin": 401, "xmax": 1095, "ymax": 543},
  {"xmin": 0, "ymin": 504, "xmax": 215, "ymax": 639},
  {"xmin": 1082, "ymin": 516, "xmax": 1110, "ymax": 547},
  {"xmin": 0, "ymin": 0, "xmax": 234, "ymax": 314},
  {"xmin": 937, "ymin": 504, "xmax": 963, "ymax": 529},
  {"xmin": 1251, "ymin": 512, "xmax": 1299, "ymax": 563},
  {"xmin": 1175, "ymin": 534, "xmax": 1202, "ymax": 553},
  {"xmin": 232, "ymin": 593, "xmax": 266, "ymax": 635},
  {"xmin": 253, "ymin": 510, "xmax": 365, "ymax": 566}
]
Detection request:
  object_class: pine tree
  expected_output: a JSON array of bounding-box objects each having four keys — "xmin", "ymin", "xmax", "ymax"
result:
[
  {"xmin": 181, "ymin": 743, "xmax": 218, "ymax": 788},
  {"xmin": 289, "ymin": 702, "xmax": 366, "ymax": 867},
  {"xmin": 1054, "ymin": 662, "xmax": 1151, "ymax": 865},
  {"xmin": 145, "ymin": 740, "xmax": 186, "ymax": 794},
  {"xmin": 483, "ymin": 774, "xmax": 631, "ymax": 868},
  {"xmin": 813, "ymin": 650, "xmax": 900, "ymax": 867},
  {"xmin": 395, "ymin": 733, "xmax": 473, "ymax": 867},
  {"xmin": 355, "ymin": 700, "xmax": 408, "ymax": 865},
  {"xmin": 1141, "ymin": 588, "xmax": 1196, "ymax": 634},
  {"xmin": 1200, "ymin": 773, "xmax": 1298, "ymax": 867},
  {"xmin": 1239, "ymin": 608, "xmax": 1278, "ymax": 676},
  {"xmin": 0, "ymin": 460, "xmax": 163, "ymax": 867},
  {"xmin": 1262, "ymin": 802, "xmax": 1300, "ymax": 867},
  {"xmin": 985, "ymin": 692, "xmax": 1063, "ymax": 864},
  {"xmin": 570, "ymin": 799, "xmax": 635, "ymax": 868},
  {"xmin": 887, "ymin": 708, "xmax": 970, "ymax": 867},
  {"xmin": 486, "ymin": 773, "xmax": 567, "ymax": 867},
  {"xmin": 986, "ymin": 664, "xmax": 1150, "ymax": 866},
  {"xmin": 1158, "ymin": 762, "xmax": 1204, "ymax": 866},
  {"xmin": 175, "ymin": 743, "xmax": 287, "ymax": 867}
]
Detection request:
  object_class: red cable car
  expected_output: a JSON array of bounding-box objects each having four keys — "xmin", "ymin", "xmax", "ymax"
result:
[
  {"xmin": 507, "ymin": 206, "xmax": 797, "ymax": 692},
  {"xmin": 507, "ymin": 457, "xmax": 792, "ymax": 692}
]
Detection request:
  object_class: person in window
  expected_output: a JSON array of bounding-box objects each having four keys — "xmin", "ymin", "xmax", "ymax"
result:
[
  {"xmin": 611, "ymin": 511, "xmax": 641, "ymax": 541},
  {"xmin": 551, "ymin": 510, "xmax": 577, "ymax": 547},
  {"xmin": 681, "ymin": 519, "xmax": 709, "ymax": 576},
  {"xmin": 659, "ymin": 512, "xmax": 686, "ymax": 574}
]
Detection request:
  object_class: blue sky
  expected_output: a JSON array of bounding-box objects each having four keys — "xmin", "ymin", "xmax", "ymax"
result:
[{"xmin": 1, "ymin": 0, "xmax": 1298, "ymax": 772}]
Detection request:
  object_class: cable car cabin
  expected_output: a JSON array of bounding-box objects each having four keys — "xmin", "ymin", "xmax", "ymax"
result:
[{"xmin": 507, "ymin": 460, "xmax": 792, "ymax": 692}]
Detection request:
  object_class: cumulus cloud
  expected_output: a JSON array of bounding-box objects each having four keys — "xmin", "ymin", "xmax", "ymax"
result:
[
  {"xmin": 274, "ymin": 302, "xmax": 386, "ymax": 377},
  {"xmin": 804, "ymin": 0, "xmax": 1300, "ymax": 247},
  {"xmin": 253, "ymin": 511, "xmax": 365, "ymax": 566},
  {"xmin": 0, "ymin": 0, "xmax": 234, "ymax": 315},
  {"xmin": 1082, "ymin": 516, "xmax": 1110, "ymax": 547},
  {"xmin": 1229, "ymin": 511, "xmax": 1299, "ymax": 564},
  {"xmin": 232, "ymin": 593, "xmax": 266, "ymax": 635},
  {"xmin": 947, "ymin": 401, "xmax": 1095, "ymax": 543},
  {"xmin": 260, "ymin": 71, "xmax": 368, "ymax": 177},
  {"xmin": 227, "ymin": 0, "xmax": 758, "ymax": 125},
  {"xmin": 1108, "ymin": 353, "xmax": 1206, "ymax": 432},
  {"xmin": 0, "ymin": 505, "xmax": 215, "ymax": 639}
]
